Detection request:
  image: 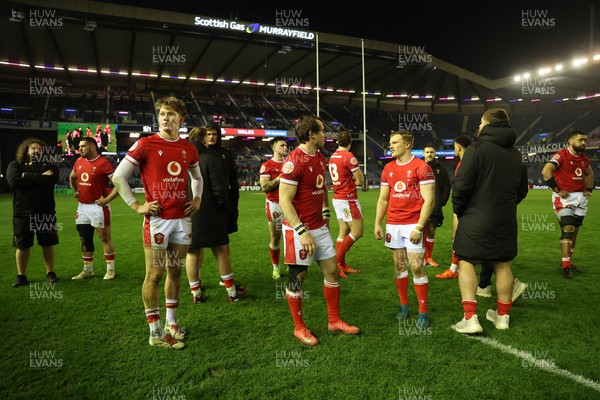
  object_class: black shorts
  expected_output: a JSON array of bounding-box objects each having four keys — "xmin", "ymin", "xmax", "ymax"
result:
[
  {"xmin": 459, "ymin": 257, "xmax": 513, "ymax": 266},
  {"xmin": 189, "ymin": 231, "xmax": 229, "ymax": 249},
  {"xmin": 13, "ymin": 214, "xmax": 60, "ymax": 249},
  {"xmin": 189, "ymin": 212, "xmax": 229, "ymax": 250}
]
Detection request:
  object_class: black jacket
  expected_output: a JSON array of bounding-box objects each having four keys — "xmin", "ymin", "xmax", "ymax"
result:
[
  {"xmin": 6, "ymin": 159, "xmax": 59, "ymax": 217},
  {"xmin": 209, "ymin": 132, "xmax": 239, "ymax": 233},
  {"xmin": 426, "ymin": 157, "xmax": 451, "ymax": 219},
  {"xmin": 452, "ymin": 122, "xmax": 528, "ymax": 262},
  {"xmin": 190, "ymin": 142, "xmax": 230, "ymax": 248}
]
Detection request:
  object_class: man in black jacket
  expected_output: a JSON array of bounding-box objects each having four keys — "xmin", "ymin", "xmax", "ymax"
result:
[
  {"xmin": 451, "ymin": 108, "xmax": 528, "ymax": 334},
  {"xmin": 207, "ymin": 124, "xmax": 239, "ymax": 234},
  {"xmin": 187, "ymin": 127, "xmax": 246, "ymax": 302},
  {"xmin": 7, "ymin": 138, "xmax": 60, "ymax": 287},
  {"xmin": 206, "ymin": 124, "xmax": 244, "ymax": 289},
  {"xmin": 422, "ymin": 144, "xmax": 451, "ymax": 267}
]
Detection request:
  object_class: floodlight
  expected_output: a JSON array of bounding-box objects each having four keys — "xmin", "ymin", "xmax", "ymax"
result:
[
  {"xmin": 10, "ymin": 9, "xmax": 25, "ymax": 22},
  {"xmin": 84, "ymin": 19, "xmax": 97, "ymax": 32}
]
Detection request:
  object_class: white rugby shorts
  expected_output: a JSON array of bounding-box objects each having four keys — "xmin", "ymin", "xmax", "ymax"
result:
[
  {"xmin": 552, "ymin": 192, "xmax": 588, "ymax": 218},
  {"xmin": 265, "ymin": 199, "xmax": 283, "ymax": 224},
  {"xmin": 143, "ymin": 216, "xmax": 191, "ymax": 249},
  {"xmin": 332, "ymin": 198, "xmax": 363, "ymax": 222},
  {"xmin": 282, "ymin": 224, "xmax": 335, "ymax": 266},
  {"xmin": 384, "ymin": 223, "xmax": 425, "ymax": 253},
  {"xmin": 76, "ymin": 203, "xmax": 111, "ymax": 229}
]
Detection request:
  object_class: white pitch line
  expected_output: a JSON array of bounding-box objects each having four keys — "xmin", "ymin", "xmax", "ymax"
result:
[{"xmin": 470, "ymin": 336, "xmax": 600, "ymax": 393}]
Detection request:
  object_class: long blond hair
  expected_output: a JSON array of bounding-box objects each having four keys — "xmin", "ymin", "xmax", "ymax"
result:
[
  {"xmin": 15, "ymin": 137, "xmax": 47, "ymax": 162},
  {"xmin": 188, "ymin": 127, "xmax": 207, "ymax": 143}
]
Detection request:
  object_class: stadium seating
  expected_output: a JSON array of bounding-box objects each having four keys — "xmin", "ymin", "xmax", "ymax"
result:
[{"xmin": 1, "ymin": 80, "xmax": 598, "ymax": 189}]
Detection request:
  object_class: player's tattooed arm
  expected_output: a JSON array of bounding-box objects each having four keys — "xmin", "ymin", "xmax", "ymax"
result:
[{"xmin": 260, "ymin": 175, "xmax": 280, "ymax": 192}]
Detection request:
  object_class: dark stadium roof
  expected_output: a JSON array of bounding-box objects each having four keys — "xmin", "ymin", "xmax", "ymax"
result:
[{"xmin": 2, "ymin": 0, "xmax": 600, "ymax": 110}]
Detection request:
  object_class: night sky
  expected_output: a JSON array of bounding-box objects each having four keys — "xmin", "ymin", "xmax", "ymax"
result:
[{"xmin": 104, "ymin": 1, "xmax": 599, "ymax": 79}]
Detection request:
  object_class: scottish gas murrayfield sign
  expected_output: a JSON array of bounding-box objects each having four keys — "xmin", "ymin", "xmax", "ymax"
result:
[{"xmin": 194, "ymin": 16, "xmax": 315, "ymax": 41}]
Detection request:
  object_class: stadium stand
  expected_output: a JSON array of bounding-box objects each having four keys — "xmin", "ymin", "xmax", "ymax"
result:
[{"xmin": 0, "ymin": 2, "xmax": 598, "ymax": 192}]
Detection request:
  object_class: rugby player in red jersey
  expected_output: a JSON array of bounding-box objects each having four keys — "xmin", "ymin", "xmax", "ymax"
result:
[
  {"xmin": 542, "ymin": 131, "xmax": 594, "ymax": 279},
  {"xmin": 279, "ymin": 115, "xmax": 360, "ymax": 346},
  {"xmin": 422, "ymin": 144, "xmax": 451, "ymax": 268},
  {"xmin": 112, "ymin": 96, "xmax": 203, "ymax": 349},
  {"xmin": 328, "ymin": 130, "xmax": 364, "ymax": 276},
  {"xmin": 259, "ymin": 137, "xmax": 289, "ymax": 279},
  {"xmin": 70, "ymin": 137, "xmax": 119, "ymax": 280},
  {"xmin": 375, "ymin": 130, "xmax": 435, "ymax": 329}
]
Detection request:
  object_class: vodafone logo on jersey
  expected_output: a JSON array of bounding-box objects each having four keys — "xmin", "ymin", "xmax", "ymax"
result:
[
  {"xmin": 392, "ymin": 180, "xmax": 410, "ymax": 198},
  {"xmin": 167, "ymin": 161, "xmax": 182, "ymax": 176},
  {"xmin": 311, "ymin": 174, "xmax": 325, "ymax": 195},
  {"xmin": 575, "ymin": 167, "xmax": 583, "ymax": 177},
  {"xmin": 393, "ymin": 181, "xmax": 407, "ymax": 192},
  {"xmin": 79, "ymin": 172, "xmax": 92, "ymax": 187},
  {"xmin": 162, "ymin": 161, "xmax": 184, "ymax": 183},
  {"xmin": 316, "ymin": 174, "xmax": 324, "ymax": 188}
]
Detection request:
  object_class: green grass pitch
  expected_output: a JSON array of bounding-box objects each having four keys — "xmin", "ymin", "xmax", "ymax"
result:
[{"xmin": 0, "ymin": 189, "xmax": 599, "ymax": 399}]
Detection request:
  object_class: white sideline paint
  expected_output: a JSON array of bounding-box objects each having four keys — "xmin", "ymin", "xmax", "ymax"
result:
[{"xmin": 470, "ymin": 336, "xmax": 600, "ymax": 393}]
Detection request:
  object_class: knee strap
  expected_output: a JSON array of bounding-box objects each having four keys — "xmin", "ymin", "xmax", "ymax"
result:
[
  {"xmin": 77, "ymin": 224, "xmax": 95, "ymax": 252},
  {"xmin": 559, "ymin": 215, "xmax": 579, "ymax": 240},
  {"xmin": 571, "ymin": 215, "xmax": 583, "ymax": 228},
  {"xmin": 560, "ymin": 229, "xmax": 574, "ymax": 240},
  {"xmin": 559, "ymin": 215, "xmax": 578, "ymax": 229},
  {"xmin": 287, "ymin": 264, "xmax": 308, "ymax": 292}
]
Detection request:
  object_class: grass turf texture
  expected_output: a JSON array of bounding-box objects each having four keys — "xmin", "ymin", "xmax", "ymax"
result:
[{"xmin": 0, "ymin": 189, "xmax": 599, "ymax": 399}]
